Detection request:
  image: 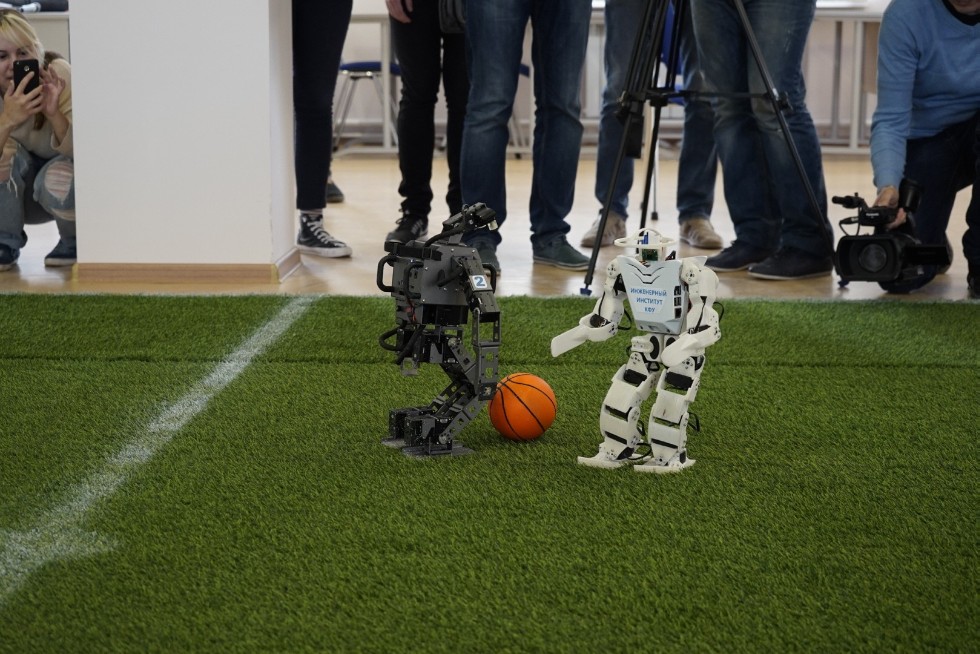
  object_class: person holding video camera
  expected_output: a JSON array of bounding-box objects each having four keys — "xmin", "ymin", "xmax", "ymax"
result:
[
  {"xmin": 870, "ymin": 0, "xmax": 980, "ymax": 297},
  {"xmin": 0, "ymin": 9, "xmax": 73, "ymax": 271}
]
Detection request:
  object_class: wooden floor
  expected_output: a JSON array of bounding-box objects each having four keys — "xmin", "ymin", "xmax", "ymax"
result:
[{"xmin": 1, "ymin": 150, "xmax": 973, "ymax": 301}]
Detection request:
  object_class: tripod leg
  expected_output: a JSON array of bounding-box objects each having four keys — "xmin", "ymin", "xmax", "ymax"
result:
[{"xmin": 583, "ymin": 0, "xmax": 677, "ymax": 295}]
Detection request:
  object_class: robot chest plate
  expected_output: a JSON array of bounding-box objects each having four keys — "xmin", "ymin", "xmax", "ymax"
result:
[{"xmin": 619, "ymin": 257, "xmax": 688, "ymax": 335}]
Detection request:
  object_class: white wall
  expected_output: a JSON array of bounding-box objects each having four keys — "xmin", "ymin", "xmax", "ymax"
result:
[{"xmin": 70, "ymin": 0, "xmax": 294, "ymax": 268}]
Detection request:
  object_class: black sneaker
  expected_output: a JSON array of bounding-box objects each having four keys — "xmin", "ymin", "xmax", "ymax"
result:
[
  {"xmin": 326, "ymin": 177, "xmax": 345, "ymax": 204},
  {"xmin": 472, "ymin": 240, "xmax": 500, "ymax": 275},
  {"xmin": 705, "ymin": 241, "xmax": 771, "ymax": 272},
  {"xmin": 297, "ymin": 213, "xmax": 352, "ymax": 258},
  {"xmin": 385, "ymin": 213, "xmax": 428, "ymax": 244},
  {"xmin": 747, "ymin": 247, "xmax": 833, "ymax": 280},
  {"xmin": 533, "ymin": 236, "xmax": 589, "ymax": 271},
  {"xmin": 0, "ymin": 243, "xmax": 18, "ymax": 271},
  {"xmin": 44, "ymin": 239, "xmax": 77, "ymax": 267}
]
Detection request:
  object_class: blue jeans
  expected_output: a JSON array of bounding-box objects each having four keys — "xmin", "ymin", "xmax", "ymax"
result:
[
  {"xmin": 596, "ymin": 0, "xmax": 717, "ymax": 222},
  {"xmin": 461, "ymin": 0, "xmax": 591, "ymax": 249},
  {"xmin": 881, "ymin": 111, "xmax": 979, "ymax": 292},
  {"xmin": 692, "ymin": 0, "xmax": 830, "ymax": 257},
  {"xmin": 0, "ymin": 143, "xmax": 75, "ymax": 252}
]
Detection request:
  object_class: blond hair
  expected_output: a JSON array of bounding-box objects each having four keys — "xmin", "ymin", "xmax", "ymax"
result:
[{"xmin": 0, "ymin": 10, "xmax": 45, "ymax": 62}]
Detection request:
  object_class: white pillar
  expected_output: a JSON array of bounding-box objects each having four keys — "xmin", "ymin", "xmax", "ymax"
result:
[{"xmin": 70, "ymin": 0, "xmax": 298, "ymax": 283}]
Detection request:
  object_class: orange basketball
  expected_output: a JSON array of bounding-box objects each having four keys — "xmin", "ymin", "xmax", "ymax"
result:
[{"xmin": 488, "ymin": 373, "xmax": 557, "ymax": 441}]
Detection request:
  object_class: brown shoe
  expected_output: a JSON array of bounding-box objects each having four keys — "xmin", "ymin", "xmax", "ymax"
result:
[
  {"xmin": 581, "ymin": 211, "xmax": 627, "ymax": 248},
  {"xmin": 679, "ymin": 217, "xmax": 723, "ymax": 249}
]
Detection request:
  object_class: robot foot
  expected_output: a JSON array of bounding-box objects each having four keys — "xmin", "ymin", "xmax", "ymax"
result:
[
  {"xmin": 576, "ymin": 448, "xmax": 632, "ymax": 470},
  {"xmin": 634, "ymin": 451, "xmax": 695, "ymax": 474}
]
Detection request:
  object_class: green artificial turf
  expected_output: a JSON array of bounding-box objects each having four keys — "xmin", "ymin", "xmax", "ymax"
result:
[{"xmin": 0, "ymin": 294, "xmax": 976, "ymax": 652}]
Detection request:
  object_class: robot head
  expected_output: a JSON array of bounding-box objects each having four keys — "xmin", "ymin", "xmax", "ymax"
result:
[{"xmin": 614, "ymin": 228, "xmax": 677, "ymax": 263}]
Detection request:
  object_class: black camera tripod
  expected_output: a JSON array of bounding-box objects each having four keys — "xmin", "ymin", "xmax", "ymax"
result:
[{"xmin": 582, "ymin": 0, "xmax": 833, "ymax": 295}]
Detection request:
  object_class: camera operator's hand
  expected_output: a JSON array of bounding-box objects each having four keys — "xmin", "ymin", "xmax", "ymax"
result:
[{"xmin": 874, "ymin": 185, "xmax": 907, "ymax": 229}]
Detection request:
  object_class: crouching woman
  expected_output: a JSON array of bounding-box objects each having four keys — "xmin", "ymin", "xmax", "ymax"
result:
[{"xmin": 0, "ymin": 9, "xmax": 74, "ymax": 270}]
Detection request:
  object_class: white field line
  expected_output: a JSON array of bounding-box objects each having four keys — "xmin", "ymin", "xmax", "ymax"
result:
[{"xmin": 0, "ymin": 296, "xmax": 314, "ymax": 607}]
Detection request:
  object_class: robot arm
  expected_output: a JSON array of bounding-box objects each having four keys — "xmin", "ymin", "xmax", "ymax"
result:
[
  {"xmin": 551, "ymin": 260, "xmax": 626, "ymax": 357},
  {"xmin": 662, "ymin": 260, "xmax": 721, "ymax": 367}
]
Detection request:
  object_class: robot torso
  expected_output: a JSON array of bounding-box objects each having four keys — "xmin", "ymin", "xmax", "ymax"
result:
[{"xmin": 616, "ymin": 255, "xmax": 692, "ymax": 336}]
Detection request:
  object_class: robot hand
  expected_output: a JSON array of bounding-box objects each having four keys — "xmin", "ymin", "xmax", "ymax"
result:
[{"xmin": 551, "ymin": 314, "xmax": 618, "ymax": 357}]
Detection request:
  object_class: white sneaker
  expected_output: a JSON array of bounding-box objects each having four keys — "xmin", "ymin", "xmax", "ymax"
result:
[{"xmin": 581, "ymin": 211, "xmax": 627, "ymax": 248}]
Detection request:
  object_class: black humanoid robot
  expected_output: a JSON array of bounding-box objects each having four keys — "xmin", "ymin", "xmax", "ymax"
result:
[{"xmin": 377, "ymin": 204, "xmax": 501, "ymax": 457}]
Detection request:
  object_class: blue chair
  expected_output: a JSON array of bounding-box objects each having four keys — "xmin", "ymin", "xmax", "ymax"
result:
[{"xmin": 333, "ymin": 60, "xmax": 402, "ymax": 149}]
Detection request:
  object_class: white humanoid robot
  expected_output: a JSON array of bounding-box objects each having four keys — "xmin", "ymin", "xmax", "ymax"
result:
[{"xmin": 552, "ymin": 229, "xmax": 721, "ymax": 472}]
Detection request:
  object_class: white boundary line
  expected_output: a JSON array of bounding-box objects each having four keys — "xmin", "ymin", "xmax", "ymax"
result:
[{"xmin": 0, "ymin": 296, "xmax": 314, "ymax": 606}]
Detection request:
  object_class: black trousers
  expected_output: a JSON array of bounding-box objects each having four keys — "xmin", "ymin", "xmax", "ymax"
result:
[
  {"xmin": 292, "ymin": 0, "xmax": 352, "ymax": 211},
  {"xmin": 882, "ymin": 111, "xmax": 980, "ymax": 291},
  {"xmin": 391, "ymin": 1, "xmax": 469, "ymax": 219}
]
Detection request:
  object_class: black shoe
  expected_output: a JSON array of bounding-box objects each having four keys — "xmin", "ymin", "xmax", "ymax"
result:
[
  {"xmin": 385, "ymin": 213, "xmax": 428, "ymax": 244},
  {"xmin": 297, "ymin": 213, "xmax": 352, "ymax": 258},
  {"xmin": 969, "ymin": 266, "xmax": 979, "ymax": 299},
  {"xmin": 44, "ymin": 239, "xmax": 77, "ymax": 267},
  {"xmin": 747, "ymin": 247, "xmax": 833, "ymax": 280},
  {"xmin": 472, "ymin": 240, "xmax": 500, "ymax": 275},
  {"xmin": 705, "ymin": 242, "xmax": 771, "ymax": 272},
  {"xmin": 326, "ymin": 177, "xmax": 345, "ymax": 204},
  {"xmin": 0, "ymin": 243, "xmax": 18, "ymax": 271}
]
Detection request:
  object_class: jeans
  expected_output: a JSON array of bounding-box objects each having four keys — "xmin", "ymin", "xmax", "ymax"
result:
[
  {"xmin": 391, "ymin": 3, "xmax": 469, "ymax": 219},
  {"xmin": 0, "ymin": 143, "xmax": 75, "ymax": 252},
  {"xmin": 292, "ymin": 0, "xmax": 352, "ymax": 211},
  {"xmin": 461, "ymin": 0, "xmax": 591, "ymax": 249},
  {"xmin": 692, "ymin": 0, "xmax": 831, "ymax": 257},
  {"xmin": 596, "ymin": 0, "xmax": 716, "ymax": 222},
  {"xmin": 881, "ymin": 111, "xmax": 979, "ymax": 292},
  {"xmin": 674, "ymin": 0, "xmax": 717, "ymax": 223}
]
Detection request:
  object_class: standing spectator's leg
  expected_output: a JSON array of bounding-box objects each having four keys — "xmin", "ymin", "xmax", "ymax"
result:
[
  {"xmin": 292, "ymin": 0, "xmax": 352, "ymax": 213},
  {"xmin": 391, "ymin": 4, "xmax": 443, "ymax": 222},
  {"xmin": 292, "ymin": 0, "xmax": 353, "ymax": 257},
  {"xmin": 692, "ymin": 0, "xmax": 778, "ymax": 260},
  {"xmin": 594, "ymin": 0, "xmax": 646, "ymax": 222},
  {"xmin": 527, "ymin": 0, "xmax": 592, "ymax": 251},
  {"xmin": 675, "ymin": 0, "xmax": 716, "ymax": 223},
  {"xmin": 441, "ymin": 29, "xmax": 469, "ymax": 217},
  {"xmin": 744, "ymin": 0, "xmax": 830, "ymax": 260},
  {"xmin": 460, "ymin": 0, "xmax": 528, "ymax": 247}
]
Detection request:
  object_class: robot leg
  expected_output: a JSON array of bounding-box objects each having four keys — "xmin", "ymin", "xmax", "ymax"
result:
[
  {"xmin": 635, "ymin": 356, "xmax": 703, "ymax": 474},
  {"xmin": 578, "ymin": 337, "xmax": 659, "ymax": 469}
]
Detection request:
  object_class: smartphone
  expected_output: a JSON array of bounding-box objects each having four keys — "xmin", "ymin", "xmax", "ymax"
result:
[{"xmin": 13, "ymin": 59, "xmax": 40, "ymax": 95}]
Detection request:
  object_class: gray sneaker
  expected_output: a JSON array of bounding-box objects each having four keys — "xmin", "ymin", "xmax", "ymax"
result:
[
  {"xmin": 679, "ymin": 217, "xmax": 723, "ymax": 249},
  {"xmin": 534, "ymin": 236, "xmax": 589, "ymax": 271},
  {"xmin": 581, "ymin": 211, "xmax": 627, "ymax": 248}
]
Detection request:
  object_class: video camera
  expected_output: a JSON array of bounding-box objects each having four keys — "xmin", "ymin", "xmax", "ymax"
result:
[{"xmin": 832, "ymin": 179, "xmax": 949, "ymax": 284}]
